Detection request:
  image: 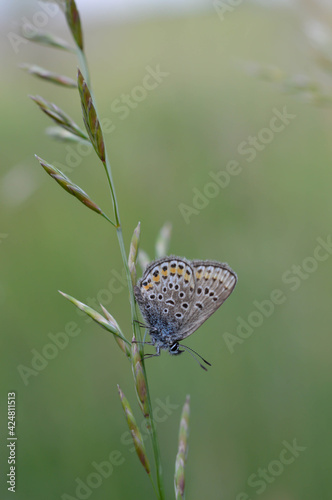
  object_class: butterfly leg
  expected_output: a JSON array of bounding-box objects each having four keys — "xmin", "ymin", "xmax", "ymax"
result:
[
  {"xmin": 143, "ymin": 345, "xmax": 161, "ymax": 360},
  {"xmin": 133, "ymin": 319, "xmax": 149, "ymax": 329}
]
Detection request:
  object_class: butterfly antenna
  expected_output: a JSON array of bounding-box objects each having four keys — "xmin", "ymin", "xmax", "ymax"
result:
[{"xmin": 180, "ymin": 344, "xmax": 211, "ymax": 371}]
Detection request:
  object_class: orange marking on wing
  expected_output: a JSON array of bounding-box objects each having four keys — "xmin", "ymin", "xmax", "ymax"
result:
[
  {"xmin": 153, "ymin": 275, "xmax": 160, "ymax": 282},
  {"xmin": 170, "ymin": 267, "xmax": 176, "ymax": 274},
  {"xmin": 177, "ymin": 267, "xmax": 184, "ymax": 275},
  {"xmin": 161, "ymin": 269, "xmax": 168, "ymax": 276}
]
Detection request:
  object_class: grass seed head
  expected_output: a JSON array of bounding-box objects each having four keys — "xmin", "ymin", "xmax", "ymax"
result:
[
  {"xmin": 77, "ymin": 69, "xmax": 105, "ymax": 162},
  {"xmin": 155, "ymin": 221, "xmax": 172, "ymax": 258},
  {"xmin": 65, "ymin": 0, "xmax": 83, "ymax": 50},
  {"xmin": 174, "ymin": 395, "xmax": 190, "ymax": 499},
  {"xmin": 128, "ymin": 222, "xmax": 141, "ymax": 286},
  {"xmin": 131, "ymin": 336, "xmax": 149, "ymax": 418},
  {"xmin": 117, "ymin": 385, "xmax": 150, "ymax": 475}
]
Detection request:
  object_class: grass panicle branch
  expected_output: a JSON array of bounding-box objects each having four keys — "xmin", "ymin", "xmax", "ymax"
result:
[
  {"xmin": 35, "ymin": 155, "xmax": 114, "ymax": 224},
  {"xmin": 22, "ymin": 30, "xmax": 75, "ymax": 52},
  {"xmin": 246, "ymin": 60, "xmax": 332, "ymax": 107},
  {"xmin": 20, "ymin": 64, "xmax": 77, "ymax": 87},
  {"xmin": 101, "ymin": 304, "xmax": 131, "ymax": 359},
  {"xmin": 59, "ymin": 291, "xmax": 131, "ymax": 346},
  {"xmin": 30, "ymin": 95, "xmax": 88, "ymax": 140},
  {"xmin": 45, "ymin": 126, "xmax": 91, "ymax": 144},
  {"xmin": 26, "ymin": 2, "xmax": 169, "ymax": 498}
]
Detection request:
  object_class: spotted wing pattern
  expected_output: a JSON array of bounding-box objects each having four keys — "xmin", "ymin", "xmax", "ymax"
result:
[
  {"xmin": 176, "ymin": 260, "xmax": 237, "ymax": 340},
  {"xmin": 134, "ymin": 256, "xmax": 196, "ymax": 335}
]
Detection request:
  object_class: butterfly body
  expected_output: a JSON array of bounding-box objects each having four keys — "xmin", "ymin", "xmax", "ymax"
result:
[{"xmin": 134, "ymin": 255, "xmax": 237, "ymax": 358}]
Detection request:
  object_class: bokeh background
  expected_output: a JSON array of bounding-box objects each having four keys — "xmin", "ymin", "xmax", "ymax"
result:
[{"xmin": 1, "ymin": 1, "xmax": 332, "ymax": 499}]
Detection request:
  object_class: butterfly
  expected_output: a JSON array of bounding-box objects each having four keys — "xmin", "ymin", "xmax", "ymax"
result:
[{"xmin": 134, "ymin": 255, "xmax": 237, "ymax": 369}]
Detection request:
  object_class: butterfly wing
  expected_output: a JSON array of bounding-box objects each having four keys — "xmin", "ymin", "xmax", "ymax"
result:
[
  {"xmin": 177, "ymin": 260, "xmax": 237, "ymax": 340},
  {"xmin": 134, "ymin": 256, "xmax": 196, "ymax": 335}
]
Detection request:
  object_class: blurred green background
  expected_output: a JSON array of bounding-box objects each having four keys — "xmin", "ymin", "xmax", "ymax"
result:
[{"xmin": 1, "ymin": 1, "xmax": 332, "ymax": 499}]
